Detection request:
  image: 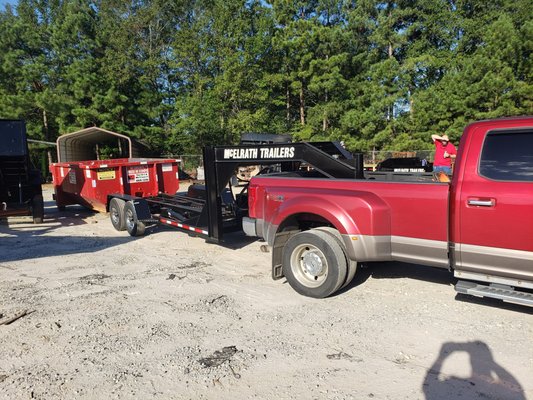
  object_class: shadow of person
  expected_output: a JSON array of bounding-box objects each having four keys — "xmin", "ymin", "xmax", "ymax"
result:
[{"xmin": 423, "ymin": 341, "xmax": 525, "ymax": 400}]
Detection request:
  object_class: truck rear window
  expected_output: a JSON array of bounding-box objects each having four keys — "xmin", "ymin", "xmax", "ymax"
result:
[{"xmin": 479, "ymin": 129, "xmax": 533, "ymax": 182}]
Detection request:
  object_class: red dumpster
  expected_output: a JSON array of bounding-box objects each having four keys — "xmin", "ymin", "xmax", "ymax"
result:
[{"xmin": 50, "ymin": 158, "xmax": 181, "ymax": 212}]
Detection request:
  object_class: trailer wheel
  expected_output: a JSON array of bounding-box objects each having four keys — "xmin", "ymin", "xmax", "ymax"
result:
[
  {"xmin": 32, "ymin": 194, "xmax": 44, "ymax": 224},
  {"xmin": 283, "ymin": 229, "xmax": 347, "ymax": 298},
  {"xmin": 124, "ymin": 201, "xmax": 146, "ymax": 236},
  {"xmin": 109, "ymin": 198, "xmax": 126, "ymax": 231},
  {"xmin": 314, "ymin": 226, "xmax": 357, "ymax": 289}
]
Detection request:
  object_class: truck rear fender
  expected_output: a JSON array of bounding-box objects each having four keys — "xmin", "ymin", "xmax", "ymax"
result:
[{"xmin": 268, "ymin": 192, "xmax": 391, "ymax": 279}]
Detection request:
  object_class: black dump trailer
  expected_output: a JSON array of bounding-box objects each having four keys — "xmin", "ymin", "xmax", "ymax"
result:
[
  {"xmin": 0, "ymin": 120, "xmax": 44, "ymax": 223},
  {"xmin": 107, "ymin": 141, "xmax": 363, "ymax": 242}
]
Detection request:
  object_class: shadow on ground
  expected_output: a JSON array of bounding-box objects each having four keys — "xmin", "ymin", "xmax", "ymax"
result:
[
  {"xmin": 0, "ymin": 200, "xmax": 133, "ymax": 263},
  {"xmin": 454, "ymin": 293, "xmax": 533, "ymax": 314},
  {"xmin": 346, "ymin": 261, "xmax": 454, "ymax": 289},
  {"xmin": 0, "ymin": 233, "xmax": 134, "ymax": 263},
  {"xmin": 145, "ymin": 224, "xmax": 259, "ymax": 251},
  {"xmin": 338, "ymin": 261, "xmax": 532, "ymax": 313},
  {"xmin": 423, "ymin": 341, "xmax": 526, "ymax": 399},
  {"xmin": 1, "ymin": 199, "xmax": 96, "ymax": 233}
]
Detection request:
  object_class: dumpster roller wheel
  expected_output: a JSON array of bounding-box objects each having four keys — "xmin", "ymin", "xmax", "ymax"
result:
[{"xmin": 124, "ymin": 201, "xmax": 146, "ymax": 236}]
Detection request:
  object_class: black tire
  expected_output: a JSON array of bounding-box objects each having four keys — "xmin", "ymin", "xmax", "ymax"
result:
[
  {"xmin": 314, "ymin": 226, "xmax": 357, "ymax": 289},
  {"xmin": 32, "ymin": 194, "xmax": 44, "ymax": 224},
  {"xmin": 109, "ymin": 198, "xmax": 126, "ymax": 231},
  {"xmin": 124, "ymin": 201, "xmax": 146, "ymax": 237},
  {"xmin": 282, "ymin": 229, "xmax": 348, "ymax": 298}
]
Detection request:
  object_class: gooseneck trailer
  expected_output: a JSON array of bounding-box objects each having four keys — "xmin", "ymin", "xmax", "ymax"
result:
[{"xmin": 107, "ymin": 141, "xmax": 364, "ymax": 242}]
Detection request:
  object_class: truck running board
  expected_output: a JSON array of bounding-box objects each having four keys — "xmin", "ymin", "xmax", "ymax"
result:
[{"xmin": 455, "ymin": 280, "xmax": 533, "ymax": 307}]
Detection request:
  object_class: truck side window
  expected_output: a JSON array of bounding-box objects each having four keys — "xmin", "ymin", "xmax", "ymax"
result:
[{"xmin": 479, "ymin": 129, "xmax": 533, "ymax": 182}]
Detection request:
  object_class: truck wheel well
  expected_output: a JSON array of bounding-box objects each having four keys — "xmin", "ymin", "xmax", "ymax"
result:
[
  {"xmin": 277, "ymin": 213, "xmax": 333, "ymax": 234},
  {"xmin": 271, "ymin": 213, "xmax": 336, "ymax": 280}
]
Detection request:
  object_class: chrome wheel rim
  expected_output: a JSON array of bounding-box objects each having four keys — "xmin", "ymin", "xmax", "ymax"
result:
[
  {"xmin": 125, "ymin": 208, "xmax": 135, "ymax": 231},
  {"xmin": 290, "ymin": 243, "xmax": 328, "ymax": 288},
  {"xmin": 111, "ymin": 206, "xmax": 120, "ymax": 226}
]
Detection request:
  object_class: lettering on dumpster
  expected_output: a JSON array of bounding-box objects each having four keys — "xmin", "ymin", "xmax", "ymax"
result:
[
  {"xmin": 97, "ymin": 168, "xmax": 116, "ymax": 180},
  {"xmin": 68, "ymin": 170, "xmax": 77, "ymax": 185},
  {"xmin": 127, "ymin": 166, "xmax": 149, "ymax": 183}
]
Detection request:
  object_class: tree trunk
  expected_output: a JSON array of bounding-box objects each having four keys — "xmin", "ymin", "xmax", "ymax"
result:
[
  {"xmin": 323, "ymin": 55, "xmax": 329, "ymax": 132},
  {"xmin": 286, "ymin": 83, "xmax": 290, "ymax": 123},
  {"xmin": 299, "ymin": 85, "xmax": 305, "ymax": 126},
  {"xmin": 42, "ymin": 109, "xmax": 49, "ymax": 141},
  {"xmin": 323, "ymin": 89, "xmax": 328, "ymax": 131}
]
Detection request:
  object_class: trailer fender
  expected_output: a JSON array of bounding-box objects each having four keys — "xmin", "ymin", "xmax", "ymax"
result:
[
  {"xmin": 107, "ymin": 195, "xmax": 151, "ymax": 221},
  {"xmin": 129, "ymin": 199, "xmax": 151, "ymax": 221}
]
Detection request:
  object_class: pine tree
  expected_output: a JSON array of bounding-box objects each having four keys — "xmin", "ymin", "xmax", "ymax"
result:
[{"xmin": 0, "ymin": 0, "xmax": 531, "ymax": 156}]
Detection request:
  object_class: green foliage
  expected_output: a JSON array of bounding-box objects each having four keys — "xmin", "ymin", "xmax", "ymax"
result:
[{"xmin": 0, "ymin": 0, "xmax": 531, "ymax": 155}]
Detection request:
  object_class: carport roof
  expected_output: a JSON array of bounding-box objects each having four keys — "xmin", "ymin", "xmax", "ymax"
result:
[{"xmin": 56, "ymin": 127, "xmax": 144, "ymax": 162}]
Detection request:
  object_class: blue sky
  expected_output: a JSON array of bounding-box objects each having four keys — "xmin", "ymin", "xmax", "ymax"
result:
[{"xmin": 0, "ymin": 0, "xmax": 17, "ymax": 7}]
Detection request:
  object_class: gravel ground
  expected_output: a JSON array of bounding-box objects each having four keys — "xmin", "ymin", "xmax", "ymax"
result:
[{"xmin": 0, "ymin": 185, "xmax": 532, "ymax": 400}]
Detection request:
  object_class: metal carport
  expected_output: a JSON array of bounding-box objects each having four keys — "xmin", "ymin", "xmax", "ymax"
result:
[{"xmin": 56, "ymin": 127, "xmax": 149, "ymax": 162}]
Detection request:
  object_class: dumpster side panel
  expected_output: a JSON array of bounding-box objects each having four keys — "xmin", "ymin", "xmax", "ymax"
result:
[
  {"xmin": 157, "ymin": 161, "xmax": 181, "ymax": 194},
  {"xmin": 50, "ymin": 159, "xmax": 180, "ymax": 212},
  {"xmin": 124, "ymin": 163, "xmax": 156, "ymax": 198},
  {"xmin": 50, "ymin": 163, "xmax": 89, "ymax": 208}
]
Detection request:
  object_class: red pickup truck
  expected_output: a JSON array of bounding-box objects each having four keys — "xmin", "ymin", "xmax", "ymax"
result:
[{"xmin": 243, "ymin": 117, "xmax": 533, "ymax": 306}]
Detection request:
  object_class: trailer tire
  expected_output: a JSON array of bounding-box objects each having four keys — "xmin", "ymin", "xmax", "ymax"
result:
[
  {"xmin": 32, "ymin": 194, "xmax": 44, "ymax": 224},
  {"xmin": 314, "ymin": 226, "xmax": 357, "ymax": 289},
  {"xmin": 109, "ymin": 198, "xmax": 126, "ymax": 231},
  {"xmin": 283, "ymin": 229, "xmax": 347, "ymax": 298},
  {"xmin": 124, "ymin": 201, "xmax": 146, "ymax": 237}
]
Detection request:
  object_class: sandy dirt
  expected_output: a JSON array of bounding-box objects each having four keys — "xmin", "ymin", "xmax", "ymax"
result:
[{"xmin": 1, "ymin": 185, "xmax": 532, "ymax": 400}]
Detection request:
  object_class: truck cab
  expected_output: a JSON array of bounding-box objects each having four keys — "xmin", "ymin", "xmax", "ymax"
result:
[{"xmin": 450, "ymin": 118, "xmax": 533, "ymax": 300}]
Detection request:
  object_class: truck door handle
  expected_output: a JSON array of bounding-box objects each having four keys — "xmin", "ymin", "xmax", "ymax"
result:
[{"xmin": 467, "ymin": 199, "xmax": 495, "ymax": 207}]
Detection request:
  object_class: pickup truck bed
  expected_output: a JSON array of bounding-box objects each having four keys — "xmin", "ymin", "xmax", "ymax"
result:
[{"xmin": 249, "ymin": 176, "xmax": 450, "ymax": 268}]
